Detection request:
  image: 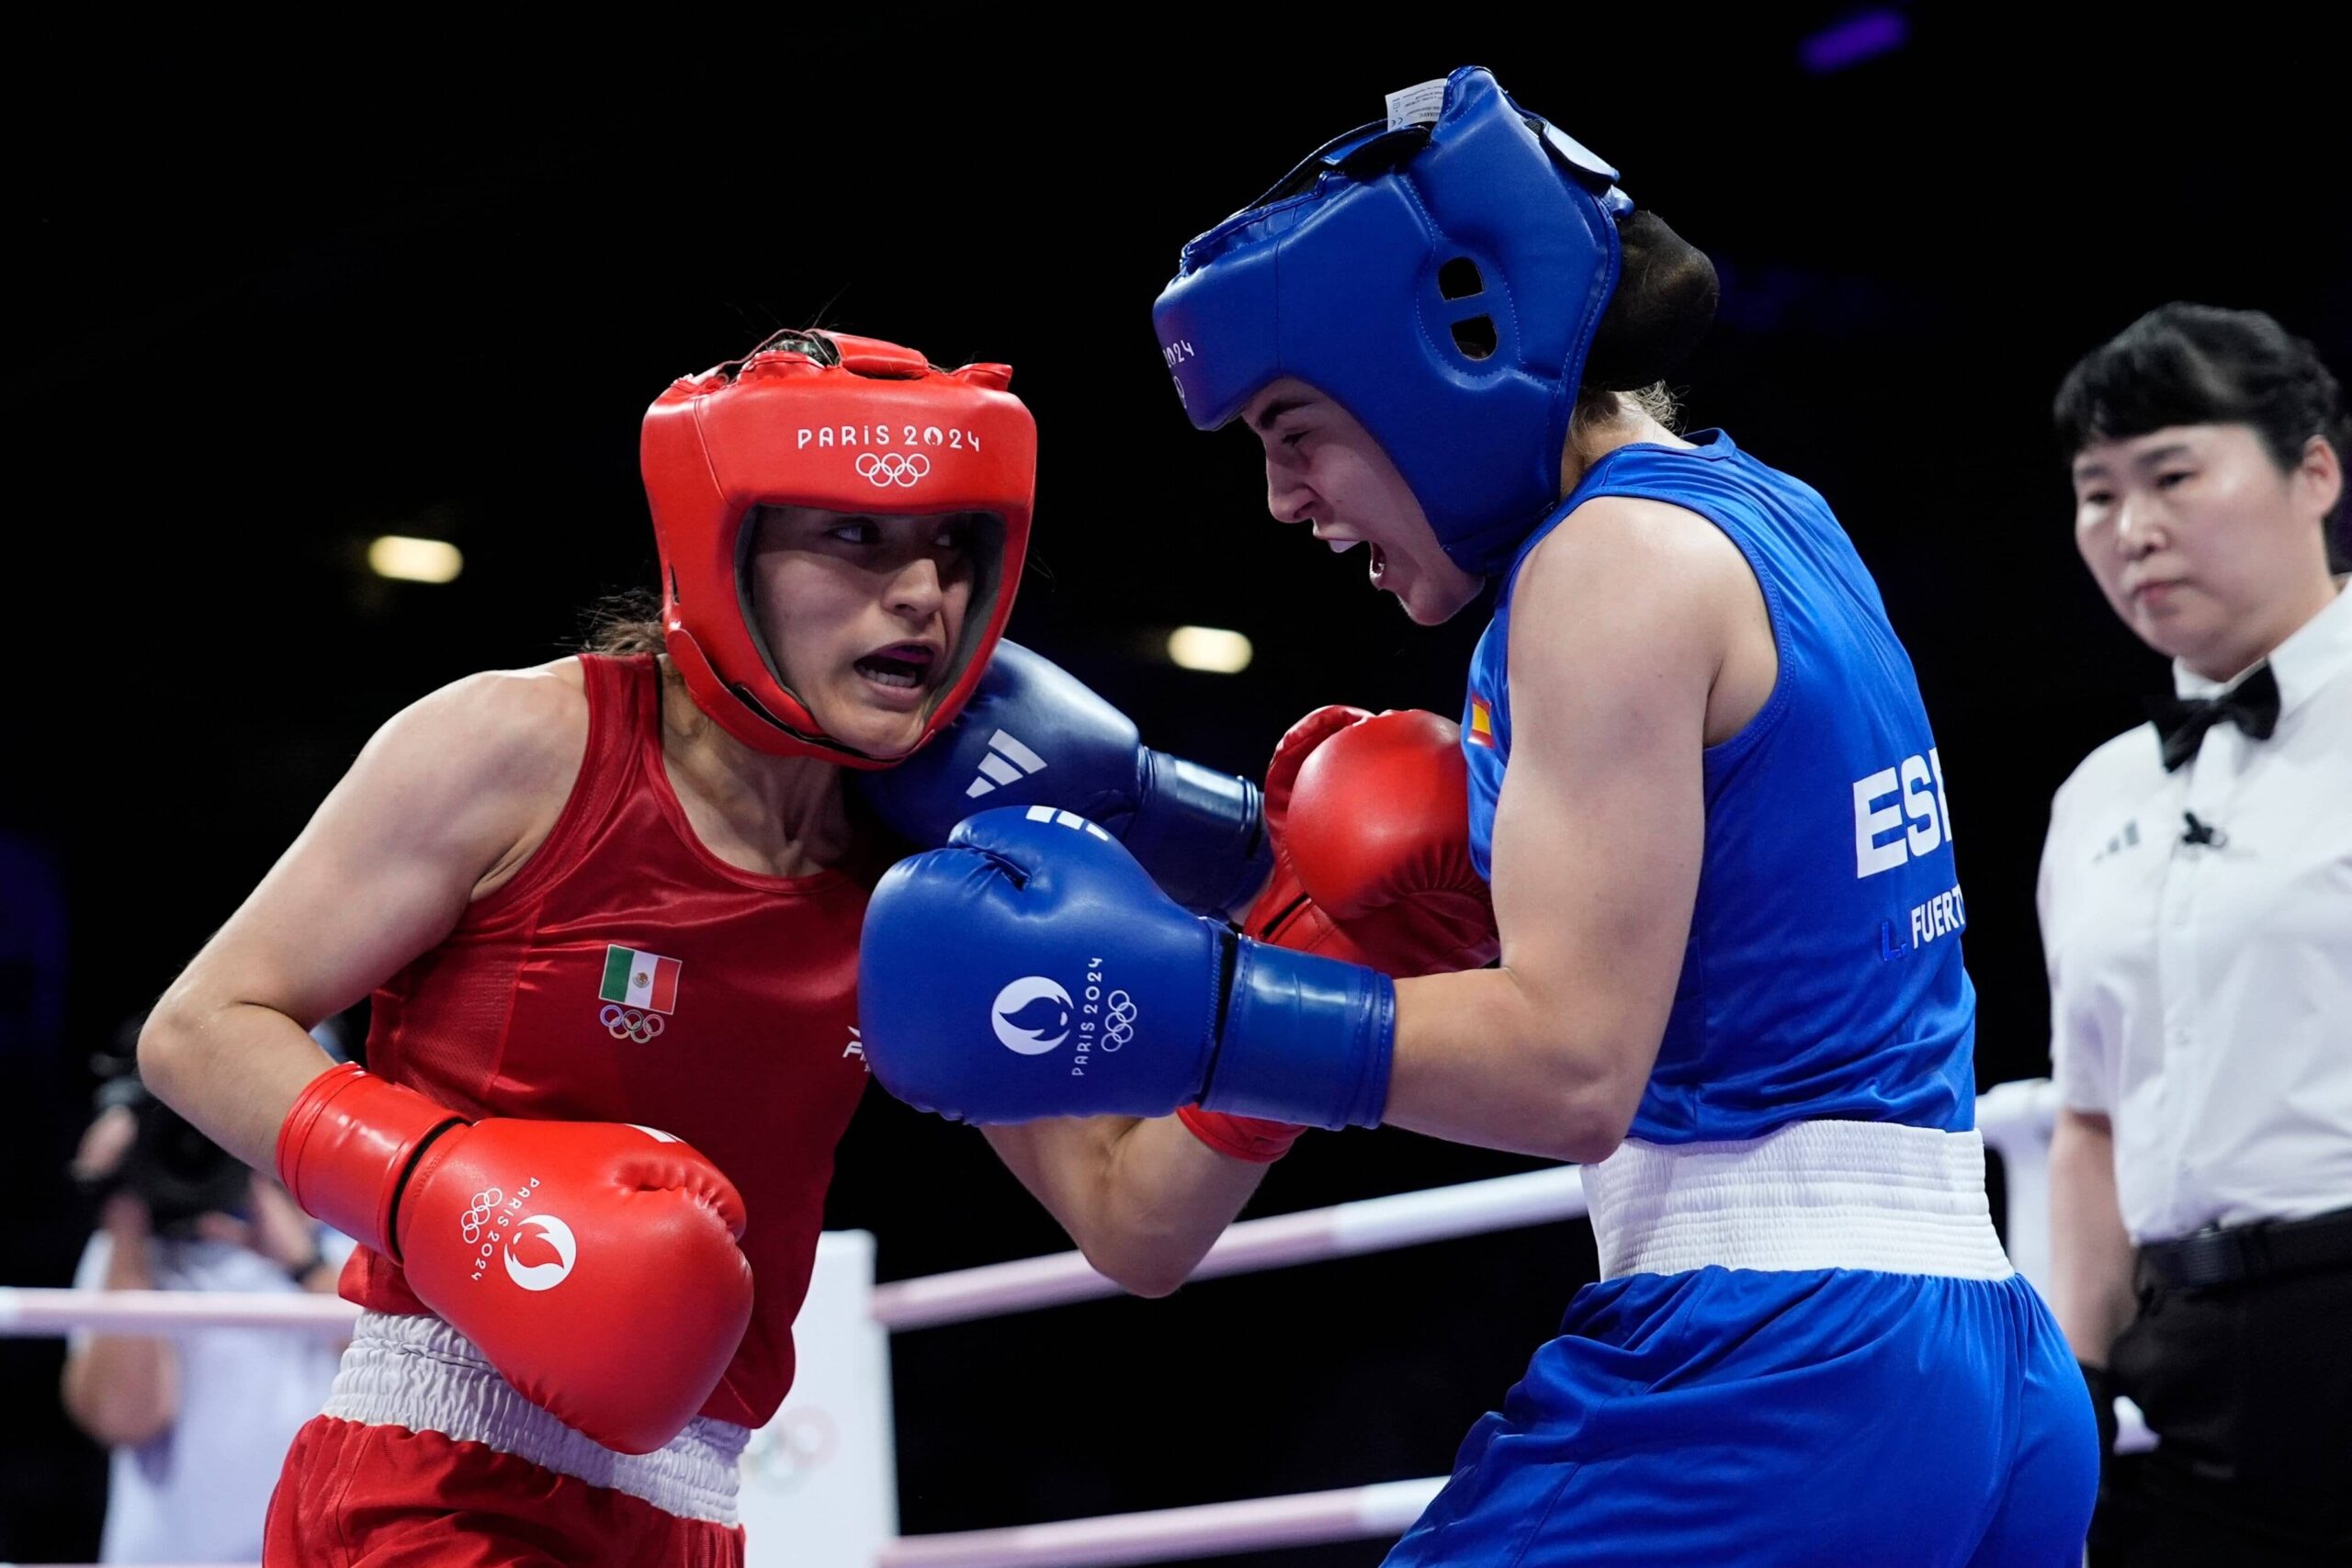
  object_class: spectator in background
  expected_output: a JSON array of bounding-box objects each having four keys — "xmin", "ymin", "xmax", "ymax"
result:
[
  {"xmin": 2041, "ymin": 302, "xmax": 2352, "ymax": 1565},
  {"xmin": 62, "ymin": 1019, "xmax": 353, "ymax": 1566}
]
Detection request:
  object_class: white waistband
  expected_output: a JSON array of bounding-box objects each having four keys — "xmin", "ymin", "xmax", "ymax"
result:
[
  {"xmin": 322, "ymin": 1312, "xmax": 748, "ymax": 1526},
  {"xmin": 1579, "ymin": 1121, "xmax": 2014, "ymax": 1280}
]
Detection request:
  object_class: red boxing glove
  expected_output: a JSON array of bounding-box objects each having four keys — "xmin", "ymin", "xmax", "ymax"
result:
[
  {"xmin": 1280, "ymin": 706, "xmax": 1500, "ymax": 972},
  {"xmin": 1181, "ymin": 705, "xmax": 1499, "ymax": 1162},
  {"xmin": 277, "ymin": 1063, "xmax": 753, "ymax": 1455}
]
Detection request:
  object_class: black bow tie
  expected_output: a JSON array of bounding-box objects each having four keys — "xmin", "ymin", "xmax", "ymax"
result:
[{"xmin": 2146, "ymin": 662, "xmax": 2281, "ymax": 772}]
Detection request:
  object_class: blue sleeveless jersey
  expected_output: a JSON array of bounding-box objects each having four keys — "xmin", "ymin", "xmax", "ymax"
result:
[{"xmin": 1462, "ymin": 432, "xmax": 1974, "ymax": 1142}]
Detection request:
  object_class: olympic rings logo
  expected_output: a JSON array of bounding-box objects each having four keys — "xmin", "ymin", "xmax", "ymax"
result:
[
  {"xmin": 1102, "ymin": 991, "xmax": 1137, "ymax": 1050},
  {"xmin": 600, "ymin": 1004, "xmax": 665, "ymax": 1043},
  {"xmin": 743, "ymin": 1406, "xmax": 839, "ymax": 1489},
  {"xmin": 461, "ymin": 1190, "xmax": 504, "ymax": 1245},
  {"xmin": 856, "ymin": 451, "xmax": 931, "ymax": 488}
]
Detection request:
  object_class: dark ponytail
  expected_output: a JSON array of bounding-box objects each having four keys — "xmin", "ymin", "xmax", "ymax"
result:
[{"xmin": 1581, "ymin": 209, "xmax": 1720, "ymax": 395}]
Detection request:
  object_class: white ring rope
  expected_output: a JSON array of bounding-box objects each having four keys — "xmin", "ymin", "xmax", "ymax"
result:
[
  {"xmin": 872, "ymin": 1164, "xmax": 1591, "ymax": 1330},
  {"xmin": 0, "ymin": 1168, "xmax": 1589, "ymax": 1340},
  {"xmin": 1973, "ymin": 1076, "xmax": 2061, "ymax": 1151},
  {"xmin": 10, "ymin": 1080, "xmax": 2153, "ymax": 1568},
  {"xmin": 0, "ymin": 1287, "xmax": 360, "ymax": 1336},
  {"xmin": 874, "ymin": 1479, "xmax": 1447, "ymax": 1568}
]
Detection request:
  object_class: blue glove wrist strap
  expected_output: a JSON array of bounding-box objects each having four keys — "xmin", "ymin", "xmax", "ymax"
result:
[
  {"xmin": 1124, "ymin": 753, "xmax": 1273, "ymax": 920},
  {"xmin": 1200, "ymin": 938, "xmax": 1394, "ymax": 1129}
]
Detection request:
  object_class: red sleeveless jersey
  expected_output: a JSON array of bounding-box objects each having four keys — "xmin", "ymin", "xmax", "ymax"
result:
[{"xmin": 344, "ymin": 653, "xmax": 876, "ymax": 1429}]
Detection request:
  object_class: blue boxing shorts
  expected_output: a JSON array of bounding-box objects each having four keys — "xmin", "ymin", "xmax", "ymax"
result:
[{"xmin": 1385, "ymin": 1122, "xmax": 2098, "ymax": 1567}]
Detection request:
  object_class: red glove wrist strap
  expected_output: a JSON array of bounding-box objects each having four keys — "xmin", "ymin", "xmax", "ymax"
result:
[{"xmin": 276, "ymin": 1064, "xmax": 466, "ymax": 1260}]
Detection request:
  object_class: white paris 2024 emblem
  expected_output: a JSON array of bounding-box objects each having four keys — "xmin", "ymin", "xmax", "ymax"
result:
[
  {"xmin": 991, "ymin": 976, "xmax": 1073, "ymax": 1055},
  {"xmin": 503, "ymin": 1214, "xmax": 579, "ymax": 1292}
]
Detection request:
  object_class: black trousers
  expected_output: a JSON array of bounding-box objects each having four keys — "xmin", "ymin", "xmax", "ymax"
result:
[{"xmin": 2090, "ymin": 1256, "xmax": 2352, "ymax": 1565}]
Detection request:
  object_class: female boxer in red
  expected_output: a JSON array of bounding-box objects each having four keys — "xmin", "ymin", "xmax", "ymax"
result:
[
  {"xmin": 138, "ymin": 325, "xmax": 1497, "ymax": 1565},
  {"xmin": 129, "ymin": 330, "xmax": 1185, "ymax": 1566}
]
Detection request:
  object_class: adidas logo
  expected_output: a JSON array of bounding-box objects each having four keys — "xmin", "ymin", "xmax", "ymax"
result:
[
  {"xmin": 966, "ymin": 729, "xmax": 1049, "ymax": 797},
  {"xmin": 1023, "ymin": 804, "xmax": 1112, "ymax": 841}
]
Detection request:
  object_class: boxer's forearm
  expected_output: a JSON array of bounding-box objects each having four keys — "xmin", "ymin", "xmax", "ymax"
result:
[
  {"xmin": 984, "ymin": 1116, "xmax": 1266, "ymax": 1297},
  {"xmin": 139, "ymin": 997, "xmax": 337, "ymax": 1173},
  {"xmin": 1383, "ymin": 967, "xmax": 1659, "ymax": 1165}
]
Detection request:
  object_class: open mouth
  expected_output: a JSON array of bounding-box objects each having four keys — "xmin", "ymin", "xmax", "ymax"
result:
[
  {"xmin": 1312, "ymin": 528, "xmax": 1388, "ymax": 588},
  {"xmin": 854, "ymin": 642, "xmax": 937, "ymax": 690}
]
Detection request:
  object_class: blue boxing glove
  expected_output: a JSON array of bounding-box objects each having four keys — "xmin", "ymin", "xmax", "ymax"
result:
[
  {"xmin": 856, "ymin": 641, "xmax": 1272, "ymax": 919},
  {"xmin": 859, "ymin": 805, "xmax": 1393, "ymax": 1128}
]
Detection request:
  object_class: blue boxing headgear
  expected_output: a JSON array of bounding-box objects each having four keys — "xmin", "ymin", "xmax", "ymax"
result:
[{"xmin": 1153, "ymin": 66, "xmax": 1633, "ymax": 578}]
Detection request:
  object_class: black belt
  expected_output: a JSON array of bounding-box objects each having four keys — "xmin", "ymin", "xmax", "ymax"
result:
[{"xmin": 2140, "ymin": 1204, "xmax": 2352, "ymax": 1290}]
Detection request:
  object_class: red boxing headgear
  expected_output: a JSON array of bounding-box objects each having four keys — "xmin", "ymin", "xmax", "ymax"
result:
[{"xmin": 640, "ymin": 331, "xmax": 1035, "ymax": 767}]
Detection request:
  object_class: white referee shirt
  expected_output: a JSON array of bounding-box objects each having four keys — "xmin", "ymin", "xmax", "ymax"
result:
[{"xmin": 2040, "ymin": 581, "xmax": 2352, "ymax": 1246}]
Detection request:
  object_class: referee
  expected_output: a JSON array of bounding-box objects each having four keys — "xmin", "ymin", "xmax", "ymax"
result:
[{"xmin": 2041, "ymin": 302, "xmax": 2352, "ymax": 1565}]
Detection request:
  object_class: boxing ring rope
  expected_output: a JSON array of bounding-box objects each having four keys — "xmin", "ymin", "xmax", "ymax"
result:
[
  {"xmin": 869, "ymin": 1164, "xmax": 1593, "ymax": 1330},
  {"xmin": 0, "ymin": 1289, "xmax": 358, "ymax": 1337},
  {"xmin": 3, "ymin": 1078, "xmax": 2141, "ymax": 1568},
  {"xmin": 0, "ymin": 1165, "xmax": 1595, "ymax": 1342},
  {"xmin": 872, "ymin": 1481, "xmax": 1449, "ymax": 1568}
]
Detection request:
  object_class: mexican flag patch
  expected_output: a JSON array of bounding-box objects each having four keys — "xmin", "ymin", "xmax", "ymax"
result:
[{"xmin": 600, "ymin": 945, "xmax": 681, "ymax": 1015}]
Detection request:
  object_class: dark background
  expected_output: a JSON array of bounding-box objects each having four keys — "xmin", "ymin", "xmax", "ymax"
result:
[{"xmin": 6, "ymin": 9, "xmax": 2348, "ymax": 1561}]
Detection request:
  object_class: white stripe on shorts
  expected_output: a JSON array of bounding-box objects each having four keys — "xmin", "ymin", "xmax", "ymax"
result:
[
  {"xmin": 322, "ymin": 1311, "xmax": 748, "ymax": 1525},
  {"xmin": 1581, "ymin": 1119, "xmax": 2014, "ymax": 1280}
]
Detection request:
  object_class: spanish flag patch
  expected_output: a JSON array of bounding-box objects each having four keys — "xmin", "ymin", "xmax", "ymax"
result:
[{"xmin": 1466, "ymin": 695, "xmax": 1497, "ymax": 748}]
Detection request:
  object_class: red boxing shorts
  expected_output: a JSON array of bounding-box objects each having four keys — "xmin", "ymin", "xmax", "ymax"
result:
[{"xmin": 264, "ymin": 1312, "xmax": 748, "ymax": 1567}]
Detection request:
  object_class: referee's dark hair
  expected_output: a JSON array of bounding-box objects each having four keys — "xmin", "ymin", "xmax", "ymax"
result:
[{"xmin": 2053, "ymin": 302, "xmax": 2352, "ymax": 566}]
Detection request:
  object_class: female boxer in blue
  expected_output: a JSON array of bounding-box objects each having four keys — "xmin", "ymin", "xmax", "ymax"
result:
[{"xmin": 857, "ymin": 66, "xmax": 2098, "ymax": 1564}]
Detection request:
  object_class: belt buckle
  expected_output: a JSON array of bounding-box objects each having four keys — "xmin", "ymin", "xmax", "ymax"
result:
[
  {"xmin": 2237, "ymin": 1221, "xmax": 2277, "ymax": 1278},
  {"xmin": 2168, "ymin": 1224, "xmax": 2246, "ymax": 1288}
]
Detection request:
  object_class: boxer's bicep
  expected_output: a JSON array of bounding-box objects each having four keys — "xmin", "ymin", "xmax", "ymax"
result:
[
  {"xmin": 1389, "ymin": 500, "xmax": 1726, "ymax": 1159},
  {"xmin": 143, "ymin": 666, "xmax": 588, "ymax": 1167},
  {"xmin": 164, "ymin": 667, "xmax": 587, "ymax": 1035}
]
